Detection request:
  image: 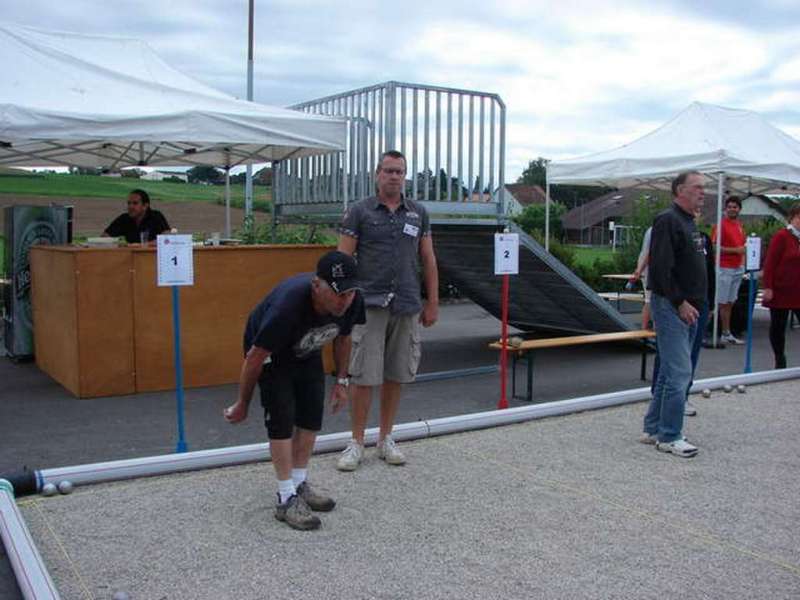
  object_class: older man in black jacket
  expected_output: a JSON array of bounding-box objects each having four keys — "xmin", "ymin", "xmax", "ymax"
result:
[{"xmin": 642, "ymin": 171, "xmax": 708, "ymax": 458}]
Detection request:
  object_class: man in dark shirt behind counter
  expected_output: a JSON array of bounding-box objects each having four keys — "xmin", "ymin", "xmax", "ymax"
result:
[
  {"xmin": 104, "ymin": 189, "xmax": 170, "ymax": 243},
  {"xmin": 642, "ymin": 171, "xmax": 708, "ymax": 458}
]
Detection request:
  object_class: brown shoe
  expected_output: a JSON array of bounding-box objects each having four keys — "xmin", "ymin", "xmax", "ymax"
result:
[
  {"xmin": 274, "ymin": 494, "xmax": 321, "ymax": 530},
  {"xmin": 296, "ymin": 481, "xmax": 336, "ymax": 512}
]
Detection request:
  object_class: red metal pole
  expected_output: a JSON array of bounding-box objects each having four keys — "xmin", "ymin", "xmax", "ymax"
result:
[{"xmin": 498, "ymin": 273, "xmax": 509, "ymax": 409}]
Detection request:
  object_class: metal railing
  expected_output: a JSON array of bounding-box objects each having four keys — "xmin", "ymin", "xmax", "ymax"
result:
[{"xmin": 274, "ymin": 81, "xmax": 506, "ymax": 224}]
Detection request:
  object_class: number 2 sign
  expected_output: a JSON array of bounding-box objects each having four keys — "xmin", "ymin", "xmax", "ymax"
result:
[
  {"xmin": 157, "ymin": 234, "xmax": 194, "ymax": 286},
  {"xmin": 494, "ymin": 233, "xmax": 519, "ymax": 275}
]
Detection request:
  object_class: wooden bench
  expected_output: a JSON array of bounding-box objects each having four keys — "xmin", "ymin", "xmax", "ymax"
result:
[{"xmin": 489, "ymin": 329, "xmax": 656, "ymax": 402}]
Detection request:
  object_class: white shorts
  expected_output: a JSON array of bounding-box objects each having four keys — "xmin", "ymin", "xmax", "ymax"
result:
[{"xmin": 717, "ymin": 267, "xmax": 745, "ymax": 304}]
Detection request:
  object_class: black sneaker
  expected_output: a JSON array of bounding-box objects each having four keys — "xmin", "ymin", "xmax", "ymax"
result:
[
  {"xmin": 296, "ymin": 481, "xmax": 336, "ymax": 512},
  {"xmin": 274, "ymin": 494, "xmax": 321, "ymax": 530}
]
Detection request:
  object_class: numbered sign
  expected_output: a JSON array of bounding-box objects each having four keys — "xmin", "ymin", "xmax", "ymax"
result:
[
  {"xmin": 494, "ymin": 233, "xmax": 519, "ymax": 275},
  {"xmin": 157, "ymin": 234, "xmax": 194, "ymax": 286},
  {"xmin": 746, "ymin": 236, "xmax": 761, "ymax": 271}
]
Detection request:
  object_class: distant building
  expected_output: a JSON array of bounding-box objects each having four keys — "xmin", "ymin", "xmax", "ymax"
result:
[
  {"xmin": 740, "ymin": 194, "xmax": 786, "ymax": 222},
  {"xmin": 562, "ymin": 189, "xmax": 787, "ymax": 245},
  {"xmin": 503, "ymin": 184, "xmax": 547, "ymax": 216},
  {"xmin": 140, "ymin": 170, "xmax": 188, "ymax": 182},
  {"xmin": 561, "ymin": 189, "xmax": 660, "ymax": 245},
  {"xmin": 466, "ymin": 192, "xmax": 493, "ymax": 203}
]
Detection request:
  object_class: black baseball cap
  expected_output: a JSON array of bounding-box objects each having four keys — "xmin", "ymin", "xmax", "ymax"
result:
[{"xmin": 316, "ymin": 251, "xmax": 360, "ymax": 294}]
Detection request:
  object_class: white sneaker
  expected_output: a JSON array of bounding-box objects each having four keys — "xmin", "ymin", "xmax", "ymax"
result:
[
  {"xmin": 684, "ymin": 401, "xmax": 697, "ymax": 417},
  {"xmin": 638, "ymin": 432, "xmax": 658, "ymax": 445},
  {"xmin": 377, "ymin": 435, "xmax": 406, "ymax": 465},
  {"xmin": 656, "ymin": 437, "xmax": 698, "ymax": 458},
  {"xmin": 721, "ymin": 332, "xmax": 744, "ymax": 345},
  {"xmin": 336, "ymin": 439, "xmax": 364, "ymax": 471}
]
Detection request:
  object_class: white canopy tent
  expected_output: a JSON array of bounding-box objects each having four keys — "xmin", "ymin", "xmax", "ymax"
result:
[
  {"xmin": 0, "ymin": 23, "xmax": 348, "ymax": 235},
  {"xmin": 546, "ymin": 101, "xmax": 800, "ymax": 343}
]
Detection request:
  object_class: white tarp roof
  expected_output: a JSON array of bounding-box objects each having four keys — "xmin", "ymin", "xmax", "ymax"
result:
[
  {"xmin": 0, "ymin": 23, "xmax": 347, "ymax": 169},
  {"xmin": 548, "ymin": 102, "xmax": 800, "ymax": 194}
]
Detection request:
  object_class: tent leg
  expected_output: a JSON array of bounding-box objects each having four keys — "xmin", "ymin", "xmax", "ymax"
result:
[
  {"xmin": 545, "ymin": 175, "xmax": 551, "ymax": 252},
  {"xmin": 225, "ymin": 166, "xmax": 231, "ymax": 239},
  {"xmin": 712, "ymin": 172, "xmax": 725, "ymax": 346}
]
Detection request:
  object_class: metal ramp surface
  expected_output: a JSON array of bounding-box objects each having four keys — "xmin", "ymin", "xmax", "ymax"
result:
[{"xmin": 433, "ymin": 223, "xmax": 632, "ymax": 335}]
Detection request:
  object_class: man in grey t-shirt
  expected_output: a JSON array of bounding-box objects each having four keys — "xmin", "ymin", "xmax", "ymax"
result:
[{"xmin": 336, "ymin": 150, "xmax": 439, "ymax": 471}]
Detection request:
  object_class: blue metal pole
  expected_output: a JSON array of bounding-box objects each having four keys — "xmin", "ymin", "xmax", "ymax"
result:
[
  {"xmin": 172, "ymin": 286, "xmax": 188, "ymax": 453},
  {"xmin": 744, "ymin": 274, "xmax": 756, "ymax": 374}
]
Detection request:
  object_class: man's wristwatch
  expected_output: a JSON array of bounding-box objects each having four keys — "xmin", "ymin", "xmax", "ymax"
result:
[{"xmin": 335, "ymin": 376, "xmax": 350, "ymax": 388}]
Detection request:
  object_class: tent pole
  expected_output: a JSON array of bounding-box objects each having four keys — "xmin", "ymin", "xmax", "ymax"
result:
[
  {"xmin": 244, "ymin": 0, "xmax": 255, "ymax": 224},
  {"xmin": 545, "ymin": 173, "xmax": 551, "ymax": 252},
  {"xmin": 271, "ymin": 161, "xmax": 279, "ymax": 243},
  {"xmin": 225, "ymin": 165, "xmax": 231, "ymax": 239},
  {"xmin": 712, "ymin": 172, "xmax": 725, "ymax": 346},
  {"xmin": 342, "ymin": 151, "xmax": 349, "ymax": 213}
]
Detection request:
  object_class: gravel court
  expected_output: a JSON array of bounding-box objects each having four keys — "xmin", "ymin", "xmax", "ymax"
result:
[{"xmin": 13, "ymin": 379, "xmax": 800, "ymax": 600}]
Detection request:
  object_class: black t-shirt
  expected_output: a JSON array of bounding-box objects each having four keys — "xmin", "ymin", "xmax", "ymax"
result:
[
  {"xmin": 243, "ymin": 273, "xmax": 366, "ymax": 366},
  {"xmin": 104, "ymin": 208, "xmax": 170, "ymax": 243}
]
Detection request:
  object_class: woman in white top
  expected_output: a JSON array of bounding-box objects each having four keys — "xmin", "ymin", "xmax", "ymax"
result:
[{"xmin": 631, "ymin": 226, "xmax": 652, "ymax": 329}]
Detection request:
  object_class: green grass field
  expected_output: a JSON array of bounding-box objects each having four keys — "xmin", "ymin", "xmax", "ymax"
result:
[
  {"xmin": 0, "ymin": 173, "xmax": 271, "ymax": 205},
  {"xmin": 569, "ymin": 245, "xmax": 614, "ymax": 268}
]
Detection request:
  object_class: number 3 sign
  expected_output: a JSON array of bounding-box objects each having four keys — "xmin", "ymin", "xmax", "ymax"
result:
[{"xmin": 157, "ymin": 234, "xmax": 195, "ymax": 286}]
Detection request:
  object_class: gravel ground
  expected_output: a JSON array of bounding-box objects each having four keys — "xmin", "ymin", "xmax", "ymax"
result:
[{"xmin": 14, "ymin": 379, "xmax": 800, "ymax": 600}]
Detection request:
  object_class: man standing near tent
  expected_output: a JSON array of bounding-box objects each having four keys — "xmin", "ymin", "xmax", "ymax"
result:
[
  {"xmin": 641, "ymin": 171, "xmax": 707, "ymax": 458},
  {"xmin": 336, "ymin": 150, "xmax": 439, "ymax": 471},
  {"xmin": 711, "ymin": 196, "xmax": 746, "ymax": 345},
  {"xmin": 224, "ymin": 251, "xmax": 365, "ymax": 530}
]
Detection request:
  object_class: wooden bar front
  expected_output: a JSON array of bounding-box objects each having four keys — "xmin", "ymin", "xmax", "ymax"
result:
[{"xmin": 30, "ymin": 244, "xmax": 331, "ymax": 398}]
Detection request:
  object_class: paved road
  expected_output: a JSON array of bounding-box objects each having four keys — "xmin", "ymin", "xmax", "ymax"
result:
[{"xmin": 2, "ymin": 302, "xmax": 790, "ymax": 475}]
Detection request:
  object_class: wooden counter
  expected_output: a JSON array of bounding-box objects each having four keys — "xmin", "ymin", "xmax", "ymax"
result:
[{"xmin": 30, "ymin": 244, "xmax": 332, "ymax": 398}]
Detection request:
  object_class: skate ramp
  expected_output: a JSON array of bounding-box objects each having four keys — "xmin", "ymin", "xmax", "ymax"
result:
[{"xmin": 432, "ymin": 222, "xmax": 632, "ymax": 335}]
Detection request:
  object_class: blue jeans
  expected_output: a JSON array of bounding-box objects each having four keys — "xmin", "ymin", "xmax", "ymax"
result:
[
  {"xmin": 651, "ymin": 301, "xmax": 708, "ymax": 395},
  {"xmin": 644, "ymin": 294, "xmax": 699, "ymax": 442}
]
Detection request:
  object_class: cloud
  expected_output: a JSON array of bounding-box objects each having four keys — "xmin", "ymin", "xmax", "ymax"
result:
[{"xmin": 3, "ymin": 0, "xmax": 800, "ymax": 180}]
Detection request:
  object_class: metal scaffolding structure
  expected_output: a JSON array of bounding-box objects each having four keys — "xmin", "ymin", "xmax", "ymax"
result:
[{"xmin": 273, "ymin": 81, "xmax": 506, "ymax": 224}]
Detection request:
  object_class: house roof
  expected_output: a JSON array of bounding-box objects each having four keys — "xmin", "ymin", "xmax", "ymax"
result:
[
  {"xmin": 505, "ymin": 184, "xmax": 547, "ymax": 206},
  {"xmin": 562, "ymin": 189, "xmax": 787, "ymax": 231},
  {"xmin": 561, "ymin": 189, "xmax": 662, "ymax": 230}
]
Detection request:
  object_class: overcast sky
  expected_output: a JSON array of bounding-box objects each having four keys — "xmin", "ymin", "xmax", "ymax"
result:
[{"xmin": 6, "ymin": 0, "xmax": 800, "ymax": 180}]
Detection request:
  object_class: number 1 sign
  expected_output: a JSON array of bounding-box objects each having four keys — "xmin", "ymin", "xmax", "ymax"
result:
[
  {"xmin": 157, "ymin": 234, "xmax": 194, "ymax": 286},
  {"xmin": 156, "ymin": 233, "xmax": 193, "ymax": 452}
]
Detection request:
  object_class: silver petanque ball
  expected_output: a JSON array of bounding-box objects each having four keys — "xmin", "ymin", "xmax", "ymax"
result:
[
  {"xmin": 41, "ymin": 483, "xmax": 57, "ymax": 497},
  {"xmin": 737, "ymin": 384, "xmax": 746, "ymax": 393},
  {"xmin": 57, "ymin": 481, "xmax": 74, "ymax": 495},
  {"xmin": 702, "ymin": 388, "xmax": 712, "ymax": 398},
  {"xmin": 112, "ymin": 592, "xmax": 130, "ymax": 600},
  {"xmin": 723, "ymin": 384, "xmax": 734, "ymax": 393}
]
